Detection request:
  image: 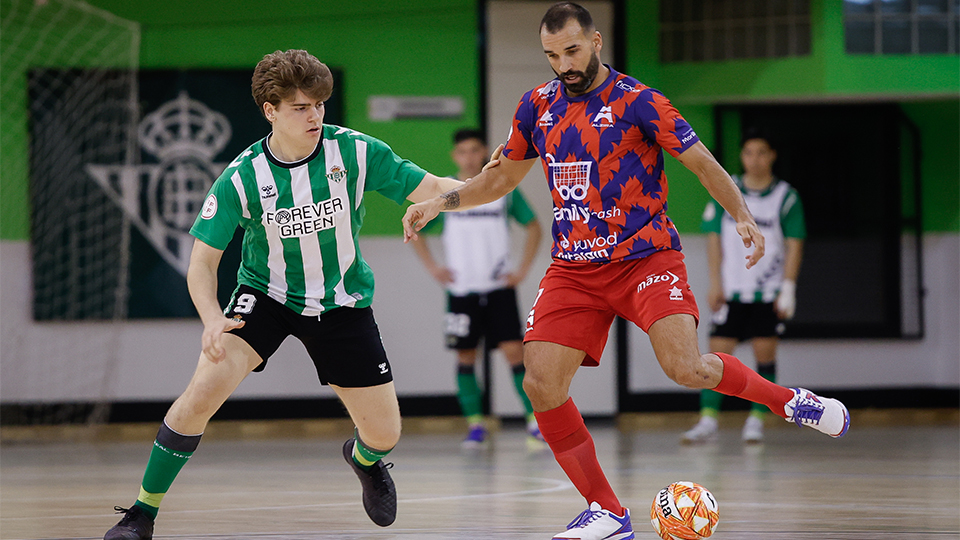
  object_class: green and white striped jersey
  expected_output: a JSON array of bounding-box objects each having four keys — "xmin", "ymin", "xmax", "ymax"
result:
[
  {"xmin": 190, "ymin": 124, "xmax": 427, "ymax": 316},
  {"xmin": 702, "ymin": 176, "xmax": 806, "ymax": 303}
]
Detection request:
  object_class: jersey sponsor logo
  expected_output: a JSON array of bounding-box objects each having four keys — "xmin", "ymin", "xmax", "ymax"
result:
[
  {"xmin": 571, "ymin": 233, "xmax": 619, "ymax": 251},
  {"xmin": 557, "ymin": 248, "xmax": 608, "ymax": 261},
  {"xmin": 537, "ymin": 80, "xmax": 560, "ymax": 99},
  {"xmin": 681, "ymin": 130, "xmax": 697, "ymax": 144},
  {"xmin": 637, "ymin": 270, "xmax": 680, "ymax": 293},
  {"xmin": 547, "ymin": 154, "xmax": 590, "ymax": 201},
  {"xmin": 326, "ymin": 164, "xmax": 347, "ymax": 183},
  {"xmin": 592, "ymin": 106, "xmax": 615, "ymax": 127},
  {"xmin": 615, "ymin": 79, "xmax": 641, "ymax": 93},
  {"xmin": 554, "ymin": 204, "xmax": 622, "ymax": 224},
  {"xmin": 260, "ymin": 185, "xmax": 276, "ymax": 199},
  {"xmin": 200, "ymin": 194, "xmax": 218, "ymax": 219},
  {"xmin": 669, "ymin": 285, "xmax": 684, "ymax": 300},
  {"xmin": 264, "ymin": 196, "xmax": 345, "ymax": 238},
  {"xmin": 538, "ymin": 111, "xmax": 555, "ymax": 127}
]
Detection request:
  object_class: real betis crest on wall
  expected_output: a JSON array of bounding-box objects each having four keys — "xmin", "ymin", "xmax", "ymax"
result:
[{"xmin": 28, "ymin": 68, "xmax": 343, "ymax": 319}]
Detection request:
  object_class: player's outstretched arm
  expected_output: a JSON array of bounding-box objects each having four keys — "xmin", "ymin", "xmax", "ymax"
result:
[
  {"xmin": 677, "ymin": 141, "xmax": 765, "ymax": 268},
  {"xmin": 187, "ymin": 239, "xmax": 244, "ymax": 363},
  {"xmin": 402, "ymin": 155, "xmax": 537, "ymax": 243}
]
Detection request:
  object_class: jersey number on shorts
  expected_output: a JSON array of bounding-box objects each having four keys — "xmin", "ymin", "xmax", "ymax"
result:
[
  {"xmin": 233, "ymin": 293, "xmax": 257, "ymax": 314},
  {"xmin": 444, "ymin": 313, "xmax": 471, "ymax": 337}
]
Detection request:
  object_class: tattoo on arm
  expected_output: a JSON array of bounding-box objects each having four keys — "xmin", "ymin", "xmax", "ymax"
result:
[{"xmin": 441, "ymin": 190, "xmax": 460, "ymax": 210}]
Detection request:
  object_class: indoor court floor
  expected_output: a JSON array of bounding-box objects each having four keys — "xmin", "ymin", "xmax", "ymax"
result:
[{"xmin": 2, "ymin": 410, "xmax": 958, "ymax": 540}]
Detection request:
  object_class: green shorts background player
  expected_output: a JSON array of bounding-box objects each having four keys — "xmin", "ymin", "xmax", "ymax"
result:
[{"xmin": 104, "ymin": 49, "xmax": 469, "ymax": 540}]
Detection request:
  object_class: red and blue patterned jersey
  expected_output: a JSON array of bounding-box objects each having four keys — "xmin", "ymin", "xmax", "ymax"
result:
[{"xmin": 502, "ymin": 67, "xmax": 699, "ymax": 263}]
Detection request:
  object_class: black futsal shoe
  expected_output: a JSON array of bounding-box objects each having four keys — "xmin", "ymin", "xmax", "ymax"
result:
[
  {"xmin": 341, "ymin": 438, "xmax": 397, "ymax": 526},
  {"xmin": 104, "ymin": 505, "xmax": 154, "ymax": 540}
]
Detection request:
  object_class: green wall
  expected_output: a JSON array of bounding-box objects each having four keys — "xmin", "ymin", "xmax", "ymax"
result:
[
  {"xmin": 625, "ymin": 0, "xmax": 959, "ymax": 233},
  {"xmin": 0, "ymin": 0, "xmax": 479, "ymax": 239}
]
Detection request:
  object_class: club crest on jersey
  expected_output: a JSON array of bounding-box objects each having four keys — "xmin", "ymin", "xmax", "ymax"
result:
[
  {"xmin": 538, "ymin": 111, "xmax": 555, "ymax": 127},
  {"xmin": 592, "ymin": 106, "xmax": 614, "ymax": 127},
  {"xmin": 326, "ymin": 165, "xmax": 347, "ymax": 183}
]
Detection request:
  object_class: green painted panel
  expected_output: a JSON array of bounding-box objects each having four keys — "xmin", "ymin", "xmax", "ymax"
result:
[{"xmin": 1, "ymin": 0, "xmax": 478, "ymax": 240}]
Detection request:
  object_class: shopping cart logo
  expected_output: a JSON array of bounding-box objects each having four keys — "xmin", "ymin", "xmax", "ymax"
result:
[{"xmin": 547, "ymin": 154, "xmax": 591, "ymax": 201}]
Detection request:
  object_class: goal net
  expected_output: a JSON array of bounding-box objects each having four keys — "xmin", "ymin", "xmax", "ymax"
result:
[{"xmin": 1, "ymin": 0, "xmax": 139, "ymax": 424}]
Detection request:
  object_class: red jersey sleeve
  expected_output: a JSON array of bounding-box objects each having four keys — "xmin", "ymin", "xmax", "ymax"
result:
[
  {"xmin": 502, "ymin": 90, "xmax": 541, "ymax": 161},
  {"xmin": 634, "ymin": 88, "xmax": 699, "ymax": 158}
]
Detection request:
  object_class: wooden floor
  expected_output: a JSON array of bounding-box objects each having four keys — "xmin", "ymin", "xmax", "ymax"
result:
[{"xmin": 2, "ymin": 410, "xmax": 958, "ymax": 540}]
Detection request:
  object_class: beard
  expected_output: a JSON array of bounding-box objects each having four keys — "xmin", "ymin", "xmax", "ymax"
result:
[{"xmin": 556, "ymin": 53, "xmax": 601, "ymax": 95}]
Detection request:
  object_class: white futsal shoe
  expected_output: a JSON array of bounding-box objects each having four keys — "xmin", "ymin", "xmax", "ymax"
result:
[
  {"xmin": 552, "ymin": 501, "xmax": 634, "ymax": 540},
  {"xmin": 784, "ymin": 387, "xmax": 850, "ymax": 438},
  {"xmin": 680, "ymin": 415, "xmax": 718, "ymax": 444}
]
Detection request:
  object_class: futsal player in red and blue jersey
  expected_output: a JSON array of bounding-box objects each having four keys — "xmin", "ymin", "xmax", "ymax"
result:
[{"xmin": 404, "ymin": 4, "xmax": 850, "ymax": 539}]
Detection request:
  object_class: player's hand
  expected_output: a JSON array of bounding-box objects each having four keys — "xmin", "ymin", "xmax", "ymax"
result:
[
  {"xmin": 480, "ymin": 144, "xmax": 504, "ymax": 173},
  {"xmin": 736, "ymin": 221, "xmax": 765, "ymax": 269},
  {"xmin": 403, "ymin": 198, "xmax": 442, "ymax": 243},
  {"xmin": 200, "ymin": 316, "xmax": 245, "ymax": 363},
  {"xmin": 431, "ymin": 266, "xmax": 455, "ymax": 285},
  {"xmin": 504, "ymin": 270, "xmax": 525, "ymax": 287},
  {"xmin": 775, "ymin": 279, "xmax": 797, "ymax": 320}
]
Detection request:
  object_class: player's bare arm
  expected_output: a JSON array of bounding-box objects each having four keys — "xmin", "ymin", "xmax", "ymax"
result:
[
  {"xmin": 186, "ymin": 239, "xmax": 244, "ymax": 363},
  {"xmin": 677, "ymin": 141, "xmax": 765, "ymax": 268},
  {"xmin": 705, "ymin": 232, "xmax": 725, "ymax": 312},
  {"xmin": 402, "ymin": 155, "xmax": 537, "ymax": 243}
]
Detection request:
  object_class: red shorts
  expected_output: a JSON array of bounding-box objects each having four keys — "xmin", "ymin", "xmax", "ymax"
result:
[{"xmin": 523, "ymin": 249, "xmax": 699, "ymax": 366}]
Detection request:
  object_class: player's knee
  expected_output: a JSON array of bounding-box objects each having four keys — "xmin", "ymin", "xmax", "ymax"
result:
[
  {"xmin": 363, "ymin": 423, "xmax": 401, "ymax": 450},
  {"xmin": 663, "ymin": 355, "xmax": 713, "ymax": 389},
  {"xmin": 522, "ymin": 372, "xmax": 549, "ymax": 406}
]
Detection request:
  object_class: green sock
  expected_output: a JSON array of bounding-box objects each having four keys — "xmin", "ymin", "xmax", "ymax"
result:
[
  {"xmin": 456, "ymin": 364, "xmax": 484, "ymax": 418},
  {"xmin": 700, "ymin": 388, "xmax": 724, "ymax": 416},
  {"xmin": 351, "ymin": 429, "xmax": 392, "ymax": 472},
  {"xmin": 134, "ymin": 421, "xmax": 202, "ymax": 520},
  {"xmin": 751, "ymin": 362, "xmax": 777, "ymax": 417},
  {"xmin": 511, "ymin": 364, "xmax": 534, "ymax": 416}
]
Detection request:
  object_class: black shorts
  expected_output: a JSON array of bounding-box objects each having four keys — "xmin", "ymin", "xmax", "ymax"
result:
[
  {"xmin": 224, "ymin": 285, "xmax": 393, "ymax": 388},
  {"xmin": 444, "ymin": 287, "xmax": 523, "ymax": 350},
  {"xmin": 710, "ymin": 301, "xmax": 784, "ymax": 341}
]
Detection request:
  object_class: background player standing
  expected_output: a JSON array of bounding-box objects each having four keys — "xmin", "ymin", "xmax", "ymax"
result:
[
  {"xmin": 403, "ymin": 4, "xmax": 849, "ymax": 540},
  {"xmin": 683, "ymin": 130, "xmax": 806, "ymax": 444},
  {"xmin": 104, "ymin": 49, "xmax": 468, "ymax": 540},
  {"xmin": 410, "ymin": 128, "xmax": 543, "ymax": 448}
]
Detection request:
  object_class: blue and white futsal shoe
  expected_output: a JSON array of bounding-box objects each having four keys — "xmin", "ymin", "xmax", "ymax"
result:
[
  {"xmin": 784, "ymin": 387, "xmax": 851, "ymax": 438},
  {"xmin": 553, "ymin": 501, "xmax": 634, "ymax": 540}
]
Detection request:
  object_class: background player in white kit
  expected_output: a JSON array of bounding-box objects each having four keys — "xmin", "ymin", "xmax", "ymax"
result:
[
  {"xmin": 683, "ymin": 129, "xmax": 806, "ymax": 444},
  {"xmin": 411, "ymin": 128, "xmax": 544, "ymax": 448},
  {"xmin": 104, "ymin": 49, "xmax": 470, "ymax": 540}
]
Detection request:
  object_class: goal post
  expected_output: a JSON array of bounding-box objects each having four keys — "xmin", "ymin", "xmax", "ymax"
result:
[{"xmin": 1, "ymin": 0, "xmax": 139, "ymax": 424}]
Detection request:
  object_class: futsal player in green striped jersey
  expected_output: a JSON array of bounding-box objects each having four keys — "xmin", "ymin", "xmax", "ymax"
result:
[{"xmin": 105, "ymin": 49, "xmax": 468, "ymax": 540}]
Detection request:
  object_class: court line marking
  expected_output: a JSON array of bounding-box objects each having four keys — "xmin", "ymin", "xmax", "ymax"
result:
[{"xmin": 0, "ymin": 477, "xmax": 574, "ymax": 521}]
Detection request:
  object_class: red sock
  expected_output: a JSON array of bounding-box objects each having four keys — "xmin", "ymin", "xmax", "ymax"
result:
[
  {"xmin": 535, "ymin": 398, "xmax": 622, "ymax": 514},
  {"xmin": 712, "ymin": 352, "xmax": 794, "ymax": 418}
]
